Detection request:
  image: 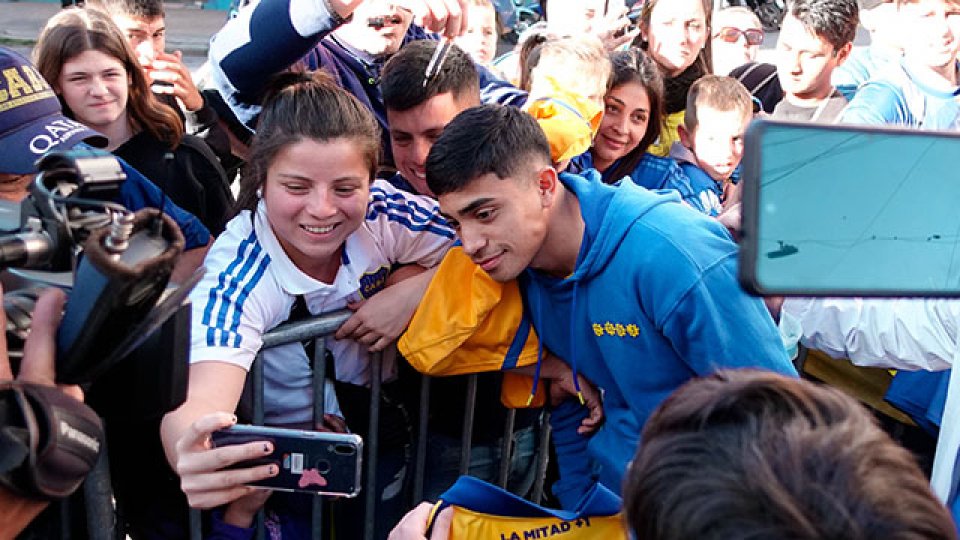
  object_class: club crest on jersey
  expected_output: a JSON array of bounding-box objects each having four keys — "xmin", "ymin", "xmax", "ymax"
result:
[{"xmin": 358, "ymin": 266, "xmax": 390, "ymax": 300}]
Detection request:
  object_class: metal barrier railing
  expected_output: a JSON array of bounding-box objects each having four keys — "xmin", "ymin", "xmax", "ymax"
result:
[
  {"xmin": 53, "ymin": 309, "xmax": 550, "ymax": 540},
  {"xmin": 166, "ymin": 307, "xmax": 553, "ymax": 540}
]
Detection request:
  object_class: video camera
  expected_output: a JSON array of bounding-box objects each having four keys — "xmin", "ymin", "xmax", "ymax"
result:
[{"xmin": 0, "ymin": 148, "xmax": 195, "ymax": 422}]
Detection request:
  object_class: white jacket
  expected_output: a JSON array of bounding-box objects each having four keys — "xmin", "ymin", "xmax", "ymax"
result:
[{"xmin": 782, "ymin": 296, "xmax": 960, "ymax": 502}]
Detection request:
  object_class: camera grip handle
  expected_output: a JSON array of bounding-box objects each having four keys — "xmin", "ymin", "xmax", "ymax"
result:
[{"xmin": 55, "ymin": 209, "xmax": 184, "ymax": 385}]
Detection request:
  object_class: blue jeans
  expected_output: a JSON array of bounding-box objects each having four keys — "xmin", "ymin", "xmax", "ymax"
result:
[{"xmin": 422, "ymin": 425, "xmax": 537, "ymax": 502}]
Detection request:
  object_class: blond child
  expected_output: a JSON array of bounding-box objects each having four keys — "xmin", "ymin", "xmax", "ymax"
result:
[{"xmin": 670, "ymin": 75, "xmax": 754, "ymax": 217}]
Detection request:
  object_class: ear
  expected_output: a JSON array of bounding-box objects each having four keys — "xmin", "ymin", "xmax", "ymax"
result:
[
  {"xmin": 677, "ymin": 123, "xmax": 693, "ymax": 149},
  {"xmin": 536, "ymin": 166, "xmax": 559, "ymax": 209},
  {"xmin": 834, "ymin": 42, "xmax": 853, "ymax": 67}
]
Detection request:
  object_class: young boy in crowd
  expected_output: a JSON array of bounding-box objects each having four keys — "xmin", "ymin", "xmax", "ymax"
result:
[
  {"xmin": 671, "ymin": 75, "xmax": 754, "ymax": 217},
  {"xmin": 841, "ymin": 0, "xmax": 960, "ymax": 129},
  {"xmin": 425, "ymin": 104, "xmax": 795, "ymax": 509},
  {"xmin": 454, "ymin": 0, "xmax": 499, "ymax": 67},
  {"xmin": 773, "ymin": 0, "xmax": 859, "ymax": 122},
  {"xmin": 89, "ymin": 0, "xmax": 214, "ymax": 130}
]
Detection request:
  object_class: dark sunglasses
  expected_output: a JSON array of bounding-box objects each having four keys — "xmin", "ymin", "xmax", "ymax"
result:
[{"xmin": 715, "ymin": 27, "xmax": 764, "ymax": 46}]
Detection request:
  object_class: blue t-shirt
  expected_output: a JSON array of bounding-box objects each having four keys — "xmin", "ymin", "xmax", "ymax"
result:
[{"xmin": 842, "ymin": 58, "xmax": 960, "ymax": 130}]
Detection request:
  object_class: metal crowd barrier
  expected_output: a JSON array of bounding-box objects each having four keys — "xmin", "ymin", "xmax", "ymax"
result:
[{"xmin": 180, "ymin": 309, "xmax": 552, "ymax": 540}]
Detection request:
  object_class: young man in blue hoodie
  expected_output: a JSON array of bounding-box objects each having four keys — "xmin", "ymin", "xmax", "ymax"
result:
[{"xmin": 425, "ymin": 104, "xmax": 797, "ymax": 509}]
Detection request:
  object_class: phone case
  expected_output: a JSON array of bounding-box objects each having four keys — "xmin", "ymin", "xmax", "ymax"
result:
[{"xmin": 211, "ymin": 424, "xmax": 363, "ymax": 497}]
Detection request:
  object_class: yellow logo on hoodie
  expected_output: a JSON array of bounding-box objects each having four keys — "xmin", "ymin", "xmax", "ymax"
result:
[{"xmin": 593, "ymin": 322, "xmax": 639, "ymax": 338}]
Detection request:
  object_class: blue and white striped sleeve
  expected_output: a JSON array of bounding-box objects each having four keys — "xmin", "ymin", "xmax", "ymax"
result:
[
  {"xmin": 208, "ymin": 0, "xmax": 344, "ymax": 127},
  {"xmin": 478, "ymin": 64, "xmax": 528, "ymax": 108},
  {"xmin": 366, "ymin": 180, "xmax": 456, "ymax": 268},
  {"xmin": 189, "ymin": 228, "xmax": 273, "ymax": 369}
]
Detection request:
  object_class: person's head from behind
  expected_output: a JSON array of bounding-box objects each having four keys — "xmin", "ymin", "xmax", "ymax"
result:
[
  {"xmin": 455, "ymin": 0, "xmax": 499, "ymax": 65},
  {"xmin": 0, "ymin": 47, "xmax": 105, "ymax": 201},
  {"xmin": 638, "ymin": 0, "xmax": 713, "ymax": 78},
  {"xmin": 678, "ymin": 75, "xmax": 752, "ymax": 182},
  {"xmin": 592, "ymin": 48, "xmax": 665, "ymax": 177},
  {"xmin": 88, "ymin": 0, "xmax": 166, "ymax": 62},
  {"xmin": 520, "ymin": 35, "xmax": 611, "ymax": 108},
  {"xmin": 895, "ymin": 0, "xmax": 960, "ymax": 76},
  {"xmin": 624, "ymin": 369, "xmax": 958, "ymax": 540},
  {"xmin": 236, "ymin": 72, "xmax": 381, "ymax": 281},
  {"xmin": 858, "ymin": 0, "xmax": 900, "ymax": 50},
  {"xmin": 776, "ymin": 0, "xmax": 858, "ymax": 102},
  {"xmin": 381, "ymin": 40, "xmax": 480, "ymax": 196},
  {"xmin": 711, "ymin": 7, "xmax": 764, "ymax": 76},
  {"xmin": 426, "ymin": 105, "xmax": 555, "ymax": 282},
  {"xmin": 332, "ymin": 0, "xmax": 414, "ymax": 58},
  {"xmin": 34, "ymin": 7, "xmax": 182, "ymax": 149}
]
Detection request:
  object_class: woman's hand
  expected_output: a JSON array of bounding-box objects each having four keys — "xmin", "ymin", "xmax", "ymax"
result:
[
  {"xmin": 594, "ymin": 6, "xmax": 641, "ymax": 52},
  {"xmin": 173, "ymin": 412, "xmax": 279, "ymax": 509},
  {"xmin": 335, "ymin": 267, "xmax": 436, "ymax": 351}
]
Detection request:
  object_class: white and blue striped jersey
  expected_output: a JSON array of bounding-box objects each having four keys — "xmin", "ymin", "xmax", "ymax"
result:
[{"xmin": 189, "ymin": 180, "xmax": 455, "ymax": 425}]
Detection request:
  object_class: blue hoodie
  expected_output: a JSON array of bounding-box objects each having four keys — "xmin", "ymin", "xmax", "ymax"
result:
[{"xmin": 521, "ymin": 170, "xmax": 796, "ymax": 508}]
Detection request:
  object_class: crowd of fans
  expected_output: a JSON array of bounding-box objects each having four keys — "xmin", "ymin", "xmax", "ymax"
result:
[{"xmin": 2, "ymin": 0, "xmax": 960, "ymax": 538}]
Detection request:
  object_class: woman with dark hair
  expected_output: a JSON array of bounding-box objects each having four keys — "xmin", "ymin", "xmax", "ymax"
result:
[
  {"xmin": 162, "ymin": 71, "xmax": 454, "ymax": 538},
  {"xmin": 570, "ymin": 49, "xmax": 704, "ymax": 212},
  {"xmin": 635, "ymin": 0, "xmax": 713, "ymax": 156},
  {"xmin": 34, "ymin": 8, "xmax": 232, "ymax": 235}
]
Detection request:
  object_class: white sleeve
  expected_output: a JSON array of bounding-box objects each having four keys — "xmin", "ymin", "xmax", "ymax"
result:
[
  {"xmin": 782, "ymin": 297, "xmax": 960, "ymax": 371},
  {"xmin": 189, "ymin": 236, "xmax": 273, "ymax": 370},
  {"xmin": 207, "ymin": 0, "xmax": 343, "ymax": 127},
  {"xmin": 366, "ymin": 180, "xmax": 456, "ymax": 268}
]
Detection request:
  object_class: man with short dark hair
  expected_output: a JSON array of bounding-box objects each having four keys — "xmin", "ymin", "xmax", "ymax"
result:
[
  {"xmin": 426, "ymin": 104, "xmax": 795, "ymax": 508},
  {"xmin": 381, "ymin": 40, "xmax": 482, "ymax": 196},
  {"xmin": 624, "ymin": 369, "xmax": 958, "ymax": 540},
  {"xmin": 773, "ymin": 0, "xmax": 859, "ymax": 121},
  {"xmin": 91, "ymin": 0, "xmax": 211, "ymax": 127},
  {"xmin": 378, "ymin": 41, "xmax": 543, "ymax": 501}
]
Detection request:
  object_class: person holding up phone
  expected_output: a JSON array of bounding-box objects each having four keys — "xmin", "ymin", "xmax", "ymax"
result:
[{"xmin": 160, "ymin": 71, "xmax": 455, "ymax": 539}]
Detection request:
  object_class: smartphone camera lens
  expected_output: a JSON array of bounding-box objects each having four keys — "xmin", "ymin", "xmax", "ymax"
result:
[{"xmin": 333, "ymin": 443, "xmax": 357, "ymax": 456}]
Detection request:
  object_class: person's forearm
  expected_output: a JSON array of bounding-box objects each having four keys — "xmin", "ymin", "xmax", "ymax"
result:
[
  {"xmin": 391, "ymin": 265, "xmax": 437, "ymax": 304},
  {"xmin": 209, "ymin": 0, "xmax": 361, "ymax": 107},
  {"xmin": 0, "ymin": 488, "xmax": 48, "ymax": 539}
]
